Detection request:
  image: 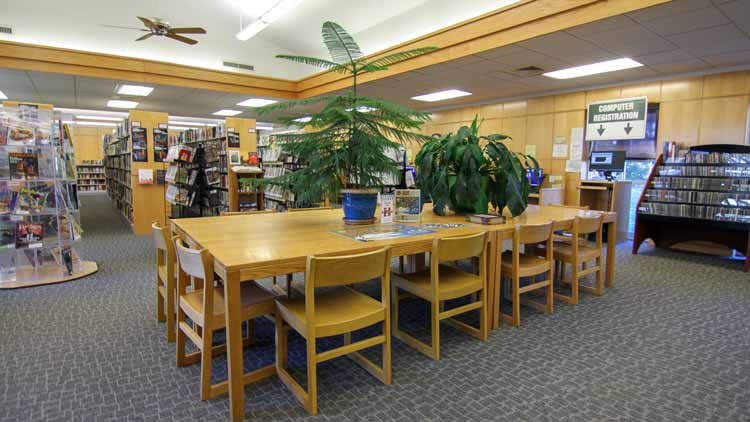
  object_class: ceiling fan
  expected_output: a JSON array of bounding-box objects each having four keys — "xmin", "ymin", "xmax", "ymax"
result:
[{"xmin": 102, "ymin": 17, "xmax": 206, "ymax": 45}]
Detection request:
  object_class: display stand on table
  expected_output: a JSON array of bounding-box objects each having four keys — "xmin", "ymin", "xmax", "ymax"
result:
[{"xmin": 0, "ymin": 102, "xmax": 97, "ymax": 288}]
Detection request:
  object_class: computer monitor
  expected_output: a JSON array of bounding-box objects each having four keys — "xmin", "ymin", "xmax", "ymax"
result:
[
  {"xmin": 589, "ymin": 151, "xmax": 626, "ymax": 172},
  {"xmin": 526, "ymin": 168, "xmax": 543, "ymax": 189}
]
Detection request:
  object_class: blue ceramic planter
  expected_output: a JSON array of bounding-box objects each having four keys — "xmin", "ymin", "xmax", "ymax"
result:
[{"xmin": 341, "ymin": 189, "xmax": 379, "ymax": 223}]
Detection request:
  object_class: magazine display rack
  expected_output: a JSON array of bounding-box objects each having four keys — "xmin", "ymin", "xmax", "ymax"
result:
[{"xmin": 0, "ymin": 105, "xmax": 97, "ymax": 288}]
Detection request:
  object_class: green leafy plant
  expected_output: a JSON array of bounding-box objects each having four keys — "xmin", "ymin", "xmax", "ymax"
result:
[
  {"xmin": 415, "ymin": 117, "xmax": 538, "ymax": 216},
  {"xmin": 257, "ymin": 21, "xmax": 437, "ymax": 205}
]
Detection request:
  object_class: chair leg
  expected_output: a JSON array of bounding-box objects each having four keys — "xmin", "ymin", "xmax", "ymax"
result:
[
  {"xmin": 275, "ymin": 316, "xmax": 287, "ymax": 369},
  {"xmin": 546, "ymin": 274, "xmax": 554, "ymax": 315},
  {"xmin": 305, "ymin": 337, "xmax": 318, "ymax": 415},
  {"xmin": 176, "ymin": 306, "xmax": 187, "ymax": 366},
  {"xmin": 494, "ymin": 274, "xmax": 503, "ymax": 328},
  {"xmin": 391, "ymin": 284, "xmax": 399, "ymax": 337},
  {"xmin": 382, "ymin": 319, "xmax": 392, "ymax": 384},
  {"xmin": 571, "ymin": 263, "xmax": 580, "ymax": 305},
  {"xmin": 166, "ymin": 286, "xmax": 176, "ymax": 343},
  {"xmin": 512, "ymin": 274, "xmax": 521, "ymax": 327},
  {"xmin": 431, "ymin": 300, "xmax": 441, "ymax": 360},
  {"xmin": 595, "ymin": 257, "xmax": 604, "ymax": 296},
  {"xmin": 479, "ymin": 288, "xmax": 488, "ymax": 341},
  {"xmin": 157, "ymin": 278, "xmax": 165, "ymax": 322},
  {"xmin": 286, "ymin": 273, "xmax": 293, "ymax": 298},
  {"xmin": 200, "ymin": 326, "xmax": 214, "ymax": 401},
  {"xmin": 245, "ymin": 319, "xmax": 254, "ymax": 346}
]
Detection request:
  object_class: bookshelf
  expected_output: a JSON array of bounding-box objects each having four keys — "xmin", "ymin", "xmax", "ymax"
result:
[
  {"xmin": 633, "ymin": 144, "xmax": 750, "ymax": 271},
  {"xmin": 0, "ymin": 101, "xmax": 97, "ymax": 288},
  {"xmin": 77, "ymin": 160, "xmax": 106, "ymax": 193},
  {"xmin": 258, "ymin": 131, "xmax": 308, "ymax": 211},
  {"xmin": 104, "ymin": 111, "xmax": 169, "ymax": 235}
]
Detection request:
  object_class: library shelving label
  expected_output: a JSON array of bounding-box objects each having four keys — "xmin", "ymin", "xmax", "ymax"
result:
[{"xmin": 586, "ymin": 96, "xmax": 647, "ymax": 141}]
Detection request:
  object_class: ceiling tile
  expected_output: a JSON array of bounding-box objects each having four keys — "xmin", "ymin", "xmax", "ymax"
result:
[
  {"xmin": 0, "ymin": 69, "xmax": 38, "ymax": 103},
  {"xmin": 636, "ymin": 49, "xmax": 695, "ymax": 65},
  {"xmin": 475, "ymin": 45, "xmax": 527, "ymax": 60},
  {"xmin": 627, "ymin": 0, "xmax": 713, "ymax": 22},
  {"xmin": 455, "ymin": 58, "xmax": 505, "ymax": 74},
  {"xmin": 565, "ymin": 15, "xmax": 637, "ymax": 38},
  {"xmin": 639, "ymin": 7, "xmax": 730, "ymax": 36},
  {"xmin": 718, "ymin": 0, "xmax": 750, "ymax": 36},
  {"xmin": 490, "ymin": 50, "xmax": 569, "ymax": 73},
  {"xmin": 702, "ymin": 49, "xmax": 750, "ymax": 66},
  {"xmin": 518, "ymin": 32, "xmax": 616, "ymax": 65},
  {"xmin": 649, "ymin": 58, "xmax": 712, "ymax": 73},
  {"xmin": 668, "ymin": 24, "xmax": 750, "ymax": 55},
  {"xmin": 579, "ymin": 25, "xmax": 678, "ymax": 56}
]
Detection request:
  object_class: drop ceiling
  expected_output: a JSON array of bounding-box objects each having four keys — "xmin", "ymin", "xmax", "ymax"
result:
[{"xmin": 1, "ymin": 0, "xmax": 750, "ymax": 120}]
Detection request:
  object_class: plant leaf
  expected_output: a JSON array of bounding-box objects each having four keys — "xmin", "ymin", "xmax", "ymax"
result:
[
  {"xmin": 321, "ymin": 21, "xmax": 362, "ymax": 64},
  {"xmin": 362, "ymin": 47, "xmax": 439, "ymax": 70},
  {"xmin": 275, "ymin": 55, "xmax": 351, "ymax": 73}
]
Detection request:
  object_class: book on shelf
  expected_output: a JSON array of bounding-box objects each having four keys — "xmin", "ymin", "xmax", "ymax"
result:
[
  {"xmin": 187, "ymin": 169, "xmax": 198, "ymax": 186},
  {"xmin": 9, "ymin": 152, "xmax": 39, "ymax": 180},
  {"xmin": 178, "ymin": 145, "xmax": 195, "ymax": 162},
  {"xmin": 165, "ymin": 165, "xmax": 178, "ymax": 183},
  {"xmin": 205, "ymin": 167, "xmax": 220, "ymax": 185},
  {"xmin": 166, "ymin": 145, "xmax": 179, "ymax": 162},
  {"xmin": 395, "ymin": 189, "xmax": 421, "ymax": 222},
  {"xmin": 15, "ymin": 221, "xmax": 44, "ymax": 248}
]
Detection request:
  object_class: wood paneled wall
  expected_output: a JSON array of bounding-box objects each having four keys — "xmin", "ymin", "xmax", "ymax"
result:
[
  {"xmin": 417, "ymin": 71, "xmax": 750, "ymax": 182},
  {"xmin": 71, "ymin": 126, "xmax": 110, "ymax": 164}
]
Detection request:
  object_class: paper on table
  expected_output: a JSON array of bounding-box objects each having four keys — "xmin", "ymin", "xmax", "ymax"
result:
[{"xmin": 570, "ymin": 128, "xmax": 584, "ymax": 160}]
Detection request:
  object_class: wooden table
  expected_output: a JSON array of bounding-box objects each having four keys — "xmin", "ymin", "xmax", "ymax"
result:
[{"xmin": 171, "ymin": 205, "xmax": 618, "ymax": 422}]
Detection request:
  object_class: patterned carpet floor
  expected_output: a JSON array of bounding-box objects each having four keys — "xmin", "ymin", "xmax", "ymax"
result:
[{"xmin": 1, "ymin": 193, "xmax": 749, "ymax": 421}]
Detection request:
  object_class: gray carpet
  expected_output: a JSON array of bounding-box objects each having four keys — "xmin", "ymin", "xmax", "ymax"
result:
[{"xmin": 1, "ymin": 192, "xmax": 749, "ymax": 422}]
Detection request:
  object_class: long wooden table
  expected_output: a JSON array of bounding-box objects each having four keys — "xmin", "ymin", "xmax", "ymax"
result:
[{"xmin": 171, "ymin": 205, "xmax": 618, "ymax": 422}]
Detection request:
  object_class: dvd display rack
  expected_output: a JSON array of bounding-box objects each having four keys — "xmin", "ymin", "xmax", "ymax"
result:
[
  {"xmin": 77, "ymin": 159, "xmax": 106, "ymax": 192},
  {"xmin": 0, "ymin": 104, "xmax": 97, "ymax": 288},
  {"xmin": 165, "ymin": 125, "xmax": 228, "ymax": 218},
  {"xmin": 103, "ymin": 124, "xmax": 133, "ymax": 224},
  {"xmin": 633, "ymin": 144, "xmax": 750, "ymax": 271}
]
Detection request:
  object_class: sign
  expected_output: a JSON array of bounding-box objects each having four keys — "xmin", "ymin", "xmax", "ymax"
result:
[
  {"xmin": 585, "ymin": 96, "xmax": 647, "ymax": 141},
  {"xmin": 569, "ymin": 127, "xmax": 584, "ymax": 160},
  {"xmin": 552, "ymin": 136, "xmax": 567, "ymax": 158}
]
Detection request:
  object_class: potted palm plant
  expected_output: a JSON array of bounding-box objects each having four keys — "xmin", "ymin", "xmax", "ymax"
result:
[
  {"xmin": 415, "ymin": 117, "xmax": 538, "ymax": 216},
  {"xmin": 258, "ymin": 21, "xmax": 436, "ymax": 224}
]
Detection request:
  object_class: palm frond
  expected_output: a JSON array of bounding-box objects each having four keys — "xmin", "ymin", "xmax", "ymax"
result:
[
  {"xmin": 321, "ymin": 21, "xmax": 363, "ymax": 64},
  {"xmin": 275, "ymin": 55, "xmax": 351, "ymax": 73},
  {"xmin": 362, "ymin": 47, "xmax": 438, "ymax": 69},
  {"xmin": 256, "ymin": 95, "xmax": 335, "ymax": 115}
]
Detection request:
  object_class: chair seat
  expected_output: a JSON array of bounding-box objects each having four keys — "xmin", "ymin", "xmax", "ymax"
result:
[
  {"xmin": 180, "ymin": 281, "xmax": 278, "ymax": 328},
  {"xmin": 395, "ymin": 265, "xmax": 482, "ymax": 301},
  {"xmin": 276, "ymin": 287, "xmax": 385, "ymax": 338},
  {"xmin": 501, "ymin": 253, "xmax": 550, "ymax": 277},
  {"xmin": 552, "ymin": 241, "xmax": 601, "ymax": 261},
  {"xmin": 157, "ymin": 263, "xmax": 178, "ymax": 284}
]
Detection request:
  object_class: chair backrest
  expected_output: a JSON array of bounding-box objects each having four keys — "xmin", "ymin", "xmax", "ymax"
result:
[
  {"xmin": 576, "ymin": 213, "xmax": 604, "ymax": 235},
  {"xmin": 435, "ymin": 232, "xmax": 488, "ymax": 262},
  {"xmin": 307, "ymin": 247, "xmax": 391, "ymax": 288},
  {"xmin": 288, "ymin": 207, "xmax": 332, "ymax": 213},
  {"xmin": 151, "ymin": 222, "xmax": 175, "ymax": 266},
  {"xmin": 220, "ymin": 210, "xmax": 276, "ymax": 216},
  {"xmin": 174, "ymin": 238, "xmax": 211, "ymax": 281},
  {"xmin": 517, "ymin": 222, "xmax": 554, "ymax": 245}
]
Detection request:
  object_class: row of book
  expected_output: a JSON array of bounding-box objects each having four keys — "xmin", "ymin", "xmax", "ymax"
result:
[
  {"xmin": 638, "ymin": 203, "xmax": 750, "ymax": 223},
  {"xmin": 165, "ymin": 165, "xmax": 222, "ymax": 186},
  {"xmin": 665, "ymin": 152, "xmax": 750, "ymax": 165},
  {"xmin": 1, "ymin": 215, "xmax": 81, "ymax": 251},
  {"xmin": 643, "ymin": 189, "xmax": 750, "ymax": 208},
  {"xmin": 0, "ymin": 181, "xmax": 79, "ymax": 215},
  {"xmin": 659, "ymin": 166, "xmax": 750, "ymax": 177},
  {"xmin": 652, "ymin": 177, "xmax": 750, "ymax": 192},
  {"xmin": 169, "ymin": 125, "xmax": 227, "ymax": 144}
]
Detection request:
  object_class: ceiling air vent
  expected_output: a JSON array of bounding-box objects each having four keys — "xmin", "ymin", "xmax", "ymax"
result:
[
  {"xmin": 223, "ymin": 61, "xmax": 255, "ymax": 72},
  {"xmin": 513, "ymin": 65, "xmax": 544, "ymax": 76},
  {"xmin": 0, "ymin": 25, "xmax": 13, "ymax": 36}
]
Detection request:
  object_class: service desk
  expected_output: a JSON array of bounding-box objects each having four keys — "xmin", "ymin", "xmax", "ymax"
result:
[{"xmin": 171, "ymin": 204, "xmax": 618, "ymax": 422}]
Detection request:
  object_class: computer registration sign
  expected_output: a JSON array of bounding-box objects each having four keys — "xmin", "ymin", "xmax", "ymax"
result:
[{"xmin": 585, "ymin": 96, "xmax": 647, "ymax": 141}]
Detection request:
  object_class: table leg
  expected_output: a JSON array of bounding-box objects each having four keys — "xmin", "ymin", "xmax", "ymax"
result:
[
  {"xmin": 403, "ymin": 253, "xmax": 426, "ymax": 273},
  {"xmin": 486, "ymin": 232, "xmax": 499, "ymax": 331},
  {"xmin": 223, "ymin": 269, "xmax": 245, "ymax": 422},
  {"xmin": 606, "ymin": 221, "xmax": 616, "ymax": 288}
]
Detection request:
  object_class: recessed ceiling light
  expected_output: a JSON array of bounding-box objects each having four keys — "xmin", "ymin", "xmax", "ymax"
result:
[
  {"xmin": 75, "ymin": 115, "xmax": 123, "ymax": 122},
  {"xmin": 294, "ymin": 116, "xmax": 312, "ymax": 123},
  {"xmin": 116, "ymin": 84, "xmax": 154, "ymax": 96},
  {"xmin": 168, "ymin": 120, "xmax": 207, "ymax": 127},
  {"xmin": 543, "ymin": 58, "xmax": 643, "ymax": 79},
  {"xmin": 107, "ymin": 100, "xmax": 139, "ymax": 109},
  {"xmin": 212, "ymin": 109, "xmax": 243, "ymax": 117},
  {"xmin": 0, "ymin": 90, "xmax": 7, "ymax": 100},
  {"xmin": 411, "ymin": 89, "xmax": 472, "ymax": 102},
  {"xmin": 236, "ymin": 0, "xmax": 303, "ymax": 41},
  {"xmin": 237, "ymin": 98, "xmax": 277, "ymax": 107}
]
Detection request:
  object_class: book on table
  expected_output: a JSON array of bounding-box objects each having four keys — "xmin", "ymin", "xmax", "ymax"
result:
[{"xmin": 467, "ymin": 214, "xmax": 505, "ymax": 225}]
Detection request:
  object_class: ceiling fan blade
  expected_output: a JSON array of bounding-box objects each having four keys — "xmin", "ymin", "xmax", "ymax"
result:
[
  {"xmin": 101, "ymin": 24, "xmax": 149, "ymax": 31},
  {"xmin": 166, "ymin": 33, "xmax": 198, "ymax": 45},
  {"xmin": 137, "ymin": 16, "xmax": 158, "ymax": 29},
  {"xmin": 168, "ymin": 27, "xmax": 206, "ymax": 34},
  {"xmin": 135, "ymin": 33, "xmax": 154, "ymax": 41}
]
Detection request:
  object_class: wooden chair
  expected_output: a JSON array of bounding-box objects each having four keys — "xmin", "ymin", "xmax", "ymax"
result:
[
  {"xmin": 275, "ymin": 247, "xmax": 393, "ymax": 415},
  {"xmin": 152, "ymin": 222, "xmax": 177, "ymax": 342},
  {"xmin": 552, "ymin": 213, "xmax": 605, "ymax": 304},
  {"xmin": 499, "ymin": 222, "xmax": 554, "ymax": 327},
  {"xmin": 393, "ymin": 232, "xmax": 489, "ymax": 361},
  {"xmin": 173, "ymin": 238, "xmax": 278, "ymax": 400},
  {"xmin": 282, "ymin": 207, "xmax": 332, "ymax": 297},
  {"xmin": 220, "ymin": 209, "xmax": 277, "ymax": 216}
]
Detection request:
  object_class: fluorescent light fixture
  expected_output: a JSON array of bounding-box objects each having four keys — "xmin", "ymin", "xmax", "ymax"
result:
[
  {"xmin": 237, "ymin": 98, "xmax": 278, "ymax": 107},
  {"xmin": 411, "ymin": 89, "xmax": 472, "ymax": 102},
  {"xmin": 256, "ymin": 125, "xmax": 274, "ymax": 131},
  {"xmin": 294, "ymin": 116, "xmax": 312, "ymax": 123},
  {"xmin": 116, "ymin": 84, "xmax": 154, "ymax": 96},
  {"xmin": 107, "ymin": 100, "xmax": 139, "ymax": 109},
  {"xmin": 212, "ymin": 109, "xmax": 243, "ymax": 117},
  {"xmin": 75, "ymin": 115, "xmax": 123, "ymax": 122},
  {"xmin": 168, "ymin": 120, "xmax": 207, "ymax": 127},
  {"xmin": 169, "ymin": 126, "xmax": 191, "ymax": 131},
  {"xmin": 70, "ymin": 121, "xmax": 118, "ymax": 127},
  {"xmin": 0, "ymin": 90, "xmax": 7, "ymax": 100},
  {"xmin": 543, "ymin": 58, "xmax": 643, "ymax": 79},
  {"xmin": 236, "ymin": 0, "xmax": 303, "ymax": 41},
  {"xmin": 346, "ymin": 106, "xmax": 377, "ymax": 113}
]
